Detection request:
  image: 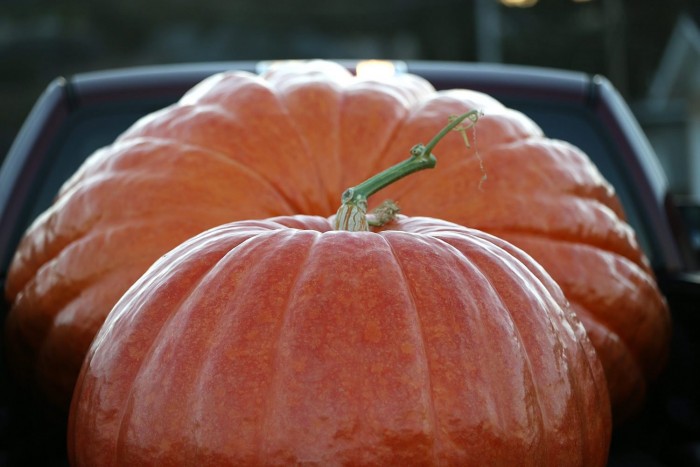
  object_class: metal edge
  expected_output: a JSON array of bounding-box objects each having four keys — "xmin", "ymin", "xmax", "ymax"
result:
[
  {"xmin": 0, "ymin": 77, "xmax": 72, "ymax": 276},
  {"xmin": 590, "ymin": 75, "xmax": 685, "ymax": 271}
]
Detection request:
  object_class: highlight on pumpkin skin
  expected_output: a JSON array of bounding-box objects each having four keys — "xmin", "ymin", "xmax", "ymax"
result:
[{"xmin": 334, "ymin": 109, "xmax": 482, "ymax": 232}]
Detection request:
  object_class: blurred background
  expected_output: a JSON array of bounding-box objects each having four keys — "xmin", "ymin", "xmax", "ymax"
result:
[{"xmin": 1, "ymin": 0, "xmax": 699, "ymax": 196}]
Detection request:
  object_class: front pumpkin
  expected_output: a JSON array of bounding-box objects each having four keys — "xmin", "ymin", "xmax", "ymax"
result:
[
  {"xmin": 68, "ymin": 215, "xmax": 611, "ymax": 466},
  {"xmin": 5, "ymin": 60, "xmax": 668, "ymax": 418}
]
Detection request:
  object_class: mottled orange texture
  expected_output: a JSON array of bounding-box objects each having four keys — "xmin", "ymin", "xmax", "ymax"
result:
[{"xmin": 68, "ymin": 215, "xmax": 611, "ymax": 466}]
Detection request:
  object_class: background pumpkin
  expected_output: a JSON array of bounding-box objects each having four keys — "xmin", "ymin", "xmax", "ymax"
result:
[
  {"xmin": 68, "ymin": 214, "xmax": 611, "ymax": 466},
  {"xmin": 4, "ymin": 60, "xmax": 669, "ymax": 419}
]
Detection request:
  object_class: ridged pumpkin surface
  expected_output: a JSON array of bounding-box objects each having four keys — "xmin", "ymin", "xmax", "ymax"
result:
[
  {"xmin": 68, "ymin": 215, "xmax": 611, "ymax": 466},
  {"xmin": 5, "ymin": 60, "xmax": 669, "ymax": 418}
]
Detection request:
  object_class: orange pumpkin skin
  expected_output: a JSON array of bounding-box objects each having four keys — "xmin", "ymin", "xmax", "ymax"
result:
[
  {"xmin": 68, "ymin": 215, "xmax": 611, "ymax": 466},
  {"xmin": 5, "ymin": 61, "xmax": 668, "ymax": 417}
]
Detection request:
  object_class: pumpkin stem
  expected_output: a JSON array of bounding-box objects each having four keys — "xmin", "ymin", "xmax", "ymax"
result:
[{"xmin": 334, "ymin": 109, "xmax": 481, "ymax": 231}]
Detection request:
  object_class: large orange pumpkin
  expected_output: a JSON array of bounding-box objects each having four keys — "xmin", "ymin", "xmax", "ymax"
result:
[
  {"xmin": 68, "ymin": 214, "xmax": 611, "ymax": 466},
  {"xmin": 4, "ymin": 60, "xmax": 669, "ymax": 418}
]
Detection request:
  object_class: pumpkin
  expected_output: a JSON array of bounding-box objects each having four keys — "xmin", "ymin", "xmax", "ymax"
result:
[
  {"xmin": 4, "ymin": 60, "xmax": 668, "ymax": 418},
  {"xmin": 68, "ymin": 212, "xmax": 611, "ymax": 466}
]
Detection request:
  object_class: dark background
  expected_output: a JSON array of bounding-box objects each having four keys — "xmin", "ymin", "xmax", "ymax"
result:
[{"xmin": 1, "ymin": 0, "xmax": 698, "ymax": 169}]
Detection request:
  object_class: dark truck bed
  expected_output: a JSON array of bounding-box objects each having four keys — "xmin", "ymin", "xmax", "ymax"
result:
[{"xmin": 1, "ymin": 60, "xmax": 699, "ymax": 466}]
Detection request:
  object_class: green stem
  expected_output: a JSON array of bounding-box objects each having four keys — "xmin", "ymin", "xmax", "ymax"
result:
[{"xmin": 334, "ymin": 109, "xmax": 480, "ymax": 231}]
